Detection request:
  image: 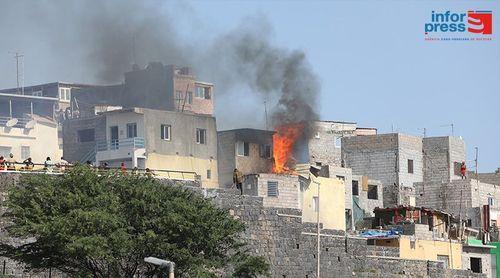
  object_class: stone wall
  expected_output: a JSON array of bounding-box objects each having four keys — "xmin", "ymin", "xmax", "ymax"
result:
[
  {"xmin": 0, "ymin": 173, "xmax": 486, "ymax": 277},
  {"xmin": 208, "ymin": 189, "xmax": 484, "ymax": 277},
  {"xmin": 461, "ymin": 245, "xmax": 492, "ymax": 277}
]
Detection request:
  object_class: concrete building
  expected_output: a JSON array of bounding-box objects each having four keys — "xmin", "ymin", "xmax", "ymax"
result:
[
  {"xmin": 0, "ymin": 82, "xmax": 96, "ymax": 117},
  {"xmin": 342, "ymin": 134, "xmax": 469, "ymax": 208},
  {"xmin": 415, "ymin": 179, "xmax": 500, "ymax": 228},
  {"xmin": 0, "ymin": 93, "xmax": 63, "ymax": 164},
  {"xmin": 72, "ymin": 63, "xmax": 214, "ymax": 118},
  {"xmin": 242, "ymin": 171, "xmax": 346, "ymax": 231},
  {"xmin": 342, "ymin": 133, "xmax": 423, "ymax": 207},
  {"xmin": 217, "ymin": 128, "xmax": 274, "ymax": 188},
  {"xmin": 307, "ymin": 120, "xmax": 376, "ymax": 167},
  {"xmin": 63, "ymin": 107, "xmax": 218, "ymax": 187},
  {"xmin": 423, "ymin": 136, "xmax": 467, "ymax": 184},
  {"xmin": 352, "ymin": 174, "xmax": 383, "ymax": 223}
]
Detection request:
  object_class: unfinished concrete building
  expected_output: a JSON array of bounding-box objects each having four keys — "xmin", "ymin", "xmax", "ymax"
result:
[
  {"xmin": 415, "ymin": 179, "xmax": 500, "ymax": 228},
  {"xmin": 217, "ymin": 128, "xmax": 274, "ymax": 188},
  {"xmin": 63, "ymin": 107, "xmax": 218, "ymax": 187},
  {"xmin": 342, "ymin": 133, "xmax": 423, "ymax": 207},
  {"xmin": 423, "ymin": 136, "xmax": 467, "ymax": 184},
  {"xmin": 307, "ymin": 120, "xmax": 376, "ymax": 167},
  {"xmin": 71, "ymin": 63, "xmax": 214, "ymax": 118}
]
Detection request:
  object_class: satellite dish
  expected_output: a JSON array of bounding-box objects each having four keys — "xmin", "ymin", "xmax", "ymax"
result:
[
  {"xmin": 25, "ymin": 120, "xmax": 36, "ymax": 129},
  {"xmin": 6, "ymin": 118, "xmax": 18, "ymax": 127}
]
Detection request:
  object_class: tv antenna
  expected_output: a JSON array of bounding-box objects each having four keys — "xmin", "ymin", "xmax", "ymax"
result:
[
  {"xmin": 440, "ymin": 123, "xmax": 454, "ymax": 137},
  {"xmin": 9, "ymin": 52, "xmax": 24, "ymax": 94}
]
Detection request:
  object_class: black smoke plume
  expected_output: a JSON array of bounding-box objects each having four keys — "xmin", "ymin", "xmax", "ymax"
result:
[{"xmin": 0, "ymin": 0, "xmax": 320, "ymax": 133}]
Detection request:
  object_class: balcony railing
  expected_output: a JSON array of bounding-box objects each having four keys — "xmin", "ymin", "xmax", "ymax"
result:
[{"xmin": 96, "ymin": 137, "xmax": 145, "ymax": 152}]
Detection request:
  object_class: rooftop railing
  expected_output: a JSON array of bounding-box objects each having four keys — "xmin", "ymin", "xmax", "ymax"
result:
[{"xmin": 0, "ymin": 161, "xmax": 201, "ymax": 182}]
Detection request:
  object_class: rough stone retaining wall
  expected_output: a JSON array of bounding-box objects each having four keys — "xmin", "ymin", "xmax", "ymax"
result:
[
  {"xmin": 0, "ymin": 173, "xmax": 487, "ymax": 277},
  {"xmin": 208, "ymin": 189, "xmax": 485, "ymax": 277}
]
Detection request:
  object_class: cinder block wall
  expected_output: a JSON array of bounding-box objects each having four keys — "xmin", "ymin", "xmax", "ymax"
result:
[
  {"xmin": 423, "ymin": 137, "xmax": 466, "ymax": 185},
  {"xmin": 342, "ymin": 134, "xmax": 399, "ymax": 207}
]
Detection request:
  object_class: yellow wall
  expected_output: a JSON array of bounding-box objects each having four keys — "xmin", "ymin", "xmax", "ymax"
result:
[
  {"xmin": 301, "ymin": 175, "xmax": 345, "ymax": 230},
  {"xmin": 146, "ymin": 153, "xmax": 218, "ymax": 188},
  {"xmin": 0, "ymin": 121, "xmax": 62, "ymax": 166},
  {"xmin": 376, "ymin": 236, "xmax": 462, "ymax": 269}
]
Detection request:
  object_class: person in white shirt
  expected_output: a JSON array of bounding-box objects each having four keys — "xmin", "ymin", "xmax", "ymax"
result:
[{"xmin": 44, "ymin": 157, "xmax": 54, "ymax": 173}]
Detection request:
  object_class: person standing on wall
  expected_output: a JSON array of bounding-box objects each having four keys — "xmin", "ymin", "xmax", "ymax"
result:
[
  {"xmin": 233, "ymin": 168, "xmax": 243, "ymax": 195},
  {"xmin": 460, "ymin": 161, "xmax": 467, "ymax": 179}
]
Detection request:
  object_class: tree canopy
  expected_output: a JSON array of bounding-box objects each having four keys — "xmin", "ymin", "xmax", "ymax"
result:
[{"xmin": 0, "ymin": 166, "xmax": 269, "ymax": 277}]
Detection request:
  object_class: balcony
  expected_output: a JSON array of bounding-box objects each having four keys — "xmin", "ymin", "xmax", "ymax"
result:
[
  {"xmin": 96, "ymin": 137, "xmax": 145, "ymax": 151},
  {"xmin": 95, "ymin": 137, "xmax": 146, "ymax": 164}
]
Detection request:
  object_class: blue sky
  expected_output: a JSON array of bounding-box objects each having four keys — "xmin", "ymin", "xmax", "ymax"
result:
[{"xmin": 187, "ymin": 0, "xmax": 499, "ymax": 172}]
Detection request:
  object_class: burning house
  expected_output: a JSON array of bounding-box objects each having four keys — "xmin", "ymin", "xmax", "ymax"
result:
[{"xmin": 217, "ymin": 128, "xmax": 274, "ymax": 188}]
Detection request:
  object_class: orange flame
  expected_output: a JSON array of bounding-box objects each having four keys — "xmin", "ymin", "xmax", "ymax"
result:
[{"xmin": 272, "ymin": 123, "xmax": 304, "ymax": 174}]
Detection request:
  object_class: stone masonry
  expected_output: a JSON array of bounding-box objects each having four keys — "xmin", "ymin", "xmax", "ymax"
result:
[{"xmin": 0, "ymin": 173, "xmax": 486, "ymax": 277}]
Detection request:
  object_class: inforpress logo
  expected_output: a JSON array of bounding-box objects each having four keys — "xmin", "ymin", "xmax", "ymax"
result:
[
  {"xmin": 468, "ymin": 11, "xmax": 493, "ymax": 34},
  {"xmin": 425, "ymin": 10, "xmax": 493, "ymax": 41}
]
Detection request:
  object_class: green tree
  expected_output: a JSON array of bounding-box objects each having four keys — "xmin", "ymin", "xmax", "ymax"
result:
[{"xmin": 0, "ymin": 166, "xmax": 269, "ymax": 277}]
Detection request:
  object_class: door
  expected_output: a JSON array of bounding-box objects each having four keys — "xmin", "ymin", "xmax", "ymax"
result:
[{"xmin": 110, "ymin": 126, "xmax": 119, "ymax": 150}]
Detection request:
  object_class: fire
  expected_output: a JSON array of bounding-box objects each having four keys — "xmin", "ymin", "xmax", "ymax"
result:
[{"xmin": 272, "ymin": 123, "xmax": 304, "ymax": 174}]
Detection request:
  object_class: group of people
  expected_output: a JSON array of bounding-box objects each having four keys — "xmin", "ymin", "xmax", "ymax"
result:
[{"xmin": 0, "ymin": 154, "xmax": 71, "ymax": 172}]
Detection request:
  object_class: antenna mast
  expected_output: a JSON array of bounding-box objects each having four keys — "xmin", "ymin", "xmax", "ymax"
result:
[
  {"xmin": 13, "ymin": 52, "xmax": 24, "ymax": 94},
  {"xmin": 264, "ymin": 100, "xmax": 269, "ymax": 130}
]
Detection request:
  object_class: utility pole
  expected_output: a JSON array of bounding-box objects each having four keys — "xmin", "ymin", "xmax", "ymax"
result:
[
  {"xmin": 475, "ymin": 147, "xmax": 479, "ymax": 185},
  {"xmin": 314, "ymin": 179, "xmax": 321, "ymax": 278}
]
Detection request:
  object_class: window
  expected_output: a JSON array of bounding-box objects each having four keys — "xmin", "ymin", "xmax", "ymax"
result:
[
  {"xmin": 236, "ymin": 141, "xmax": 249, "ymax": 156},
  {"xmin": 312, "ymin": 196, "xmax": 319, "ymax": 212},
  {"xmin": 21, "ymin": 146, "xmax": 30, "ymax": 160},
  {"xmin": 195, "ymin": 86, "xmax": 211, "ymax": 99},
  {"xmin": 175, "ymin": 91, "xmax": 183, "ymax": 103},
  {"xmin": 335, "ymin": 136, "xmax": 342, "ymax": 148},
  {"xmin": 408, "ymin": 159, "xmax": 414, "ymax": 174},
  {"xmin": 32, "ymin": 90, "xmax": 43, "ymax": 96},
  {"xmin": 488, "ymin": 197, "xmax": 495, "ymax": 206},
  {"xmin": 77, "ymin": 129, "xmax": 95, "ymax": 142},
  {"xmin": 0, "ymin": 146, "xmax": 12, "ymax": 157},
  {"xmin": 161, "ymin": 124, "xmax": 171, "ymax": 141},
  {"xmin": 470, "ymin": 257, "xmax": 482, "ymax": 273},
  {"xmin": 352, "ymin": 180, "xmax": 359, "ymax": 196},
  {"xmin": 454, "ymin": 162, "xmax": 462, "ymax": 175},
  {"xmin": 196, "ymin": 128, "xmax": 206, "ymax": 144},
  {"xmin": 259, "ymin": 144, "xmax": 271, "ymax": 158},
  {"xmin": 187, "ymin": 91, "xmax": 193, "ymax": 104},
  {"xmin": 59, "ymin": 88, "xmax": 71, "ymax": 102},
  {"xmin": 267, "ymin": 181, "xmax": 278, "ymax": 197},
  {"xmin": 126, "ymin": 123, "xmax": 137, "ymax": 138},
  {"xmin": 336, "ymin": 175, "xmax": 345, "ymax": 182},
  {"xmin": 368, "ymin": 185, "xmax": 378, "ymax": 200},
  {"xmin": 207, "ymin": 169, "xmax": 211, "ymax": 179}
]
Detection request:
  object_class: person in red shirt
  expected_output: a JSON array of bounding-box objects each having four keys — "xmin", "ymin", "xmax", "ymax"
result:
[
  {"xmin": 120, "ymin": 162, "xmax": 127, "ymax": 175},
  {"xmin": 460, "ymin": 162, "xmax": 467, "ymax": 179}
]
